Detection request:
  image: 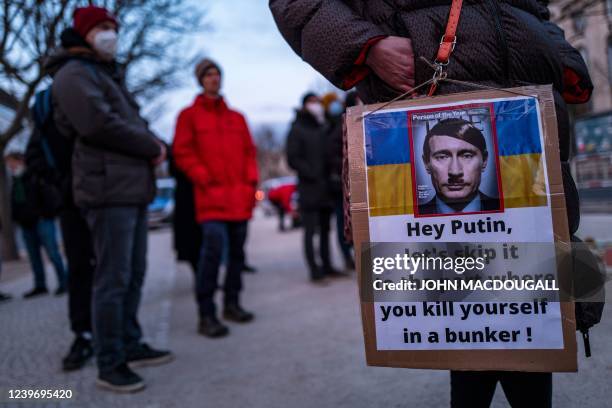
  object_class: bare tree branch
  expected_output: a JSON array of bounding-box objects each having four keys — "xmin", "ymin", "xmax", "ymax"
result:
[{"xmin": 0, "ymin": 0, "xmax": 206, "ymax": 148}]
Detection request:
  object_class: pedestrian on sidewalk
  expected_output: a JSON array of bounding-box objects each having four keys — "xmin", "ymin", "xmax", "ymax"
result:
[
  {"xmin": 286, "ymin": 93, "xmax": 345, "ymax": 283},
  {"xmin": 29, "ymin": 40, "xmax": 102, "ymax": 371},
  {"xmin": 271, "ymin": 1, "xmax": 593, "ymax": 406},
  {"xmin": 268, "ymin": 183, "xmax": 297, "ymax": 232},
  {"xmin": 0, "ymin": 251, "xmax": 12, "ymax": 302},
  {"xmin": 323, "ymin": 92, "xmax": 355, "ymax": 272},
  {"xmin": 170, "ymin": 154, "xmax": 203, "ymax": 275},
  {"xmin": 173, "ymin": 58, "xmax": 258, "ymax": 338},
  {"xmin": 5, "ymin": 152, "xmax": 67, "ymax": 298},
  {"xmin": 50, "ymin": 6, "xmax": 172, "ymax": 393}
]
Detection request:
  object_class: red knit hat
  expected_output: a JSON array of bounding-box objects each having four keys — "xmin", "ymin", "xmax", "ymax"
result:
[{"xmin": 73, "ymin": 6, "xmax": 118, "ymax": 38}]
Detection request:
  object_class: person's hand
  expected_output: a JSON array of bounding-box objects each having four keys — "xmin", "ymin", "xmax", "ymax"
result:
[
  {"xmin": 366, "ymin": 36, "xmax": 415, "ymax": 93},
  {"xmin": 152, "ymin": 142, "xmax": 167, "ymax": 166}
]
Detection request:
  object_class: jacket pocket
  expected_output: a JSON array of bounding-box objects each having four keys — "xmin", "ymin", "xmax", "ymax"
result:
[
  {"xmin": 197, "ymin": 184, "xmax": 226, "ymax": 213},
  {"xmin": 104, "ymin": 162, "xmax": 154, "ymax": 205}
]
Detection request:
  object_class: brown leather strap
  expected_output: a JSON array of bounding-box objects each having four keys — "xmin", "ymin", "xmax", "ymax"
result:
[{"xmin": 428, "ymin": 0, "xmax": 463, "ymax": 96}]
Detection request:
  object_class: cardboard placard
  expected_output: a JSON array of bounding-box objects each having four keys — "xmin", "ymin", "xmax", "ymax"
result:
[{"xmin": 346, "ymin": 85, "xmax": 577, "ymax": 372}]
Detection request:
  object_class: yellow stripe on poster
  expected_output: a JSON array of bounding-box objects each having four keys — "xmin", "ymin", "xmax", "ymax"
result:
[
  {"xmin": 367, "ymin": 154, "xmax": 547, "ymax": 217},
  {"xmin": 367, "ymin": 163, "xmax": 413, "ymax": 217},
  {"xmin": 500, "ymin": 153, "xmax": 548, "ymax": 209}
]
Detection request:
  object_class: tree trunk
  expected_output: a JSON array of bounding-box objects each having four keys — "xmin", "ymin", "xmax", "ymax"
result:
[{"xmin": 0, "ymin": 155, "xmax": 19, "ymax": 261}]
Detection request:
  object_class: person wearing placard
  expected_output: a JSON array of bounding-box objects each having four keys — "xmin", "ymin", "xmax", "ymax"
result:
[{"xmin": 270, "ymin": 1, "xmax": 593, "ymax": 407}]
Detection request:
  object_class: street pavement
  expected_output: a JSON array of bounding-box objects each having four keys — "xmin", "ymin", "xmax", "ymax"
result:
[{"xmin": 1, "ymin": 213, "xmax": 611, "ymax": 408}]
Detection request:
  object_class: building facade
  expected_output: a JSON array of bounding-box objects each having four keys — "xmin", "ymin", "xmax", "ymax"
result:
[
  {"xmin": 550, "ymin": 0, "xmax": 612, "ymax": 212},
  {"xmin": 550, "ymin": 0, "xmax": 612, "ymax": 114}
]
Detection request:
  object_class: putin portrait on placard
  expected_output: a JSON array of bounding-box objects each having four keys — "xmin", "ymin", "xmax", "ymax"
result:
[{"xmin": 418, "ymin": 118, "xmax": 501, "ymax": 216}]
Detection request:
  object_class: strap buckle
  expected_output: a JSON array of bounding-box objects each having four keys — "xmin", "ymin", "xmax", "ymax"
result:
[
  {"xmin": 431, "ymin": 63, "xmax": 448, "ymax": 83},
  {"xmin": 434, "ymin": 35, "xmax": 457, "ymax": 66},
  {"xmin": 440, "ymin": 35, "xmax": 457, "ymax": 51},
  {"xmin": 428, "ymin": 62, "xmax": 448, "ymax": 96}
]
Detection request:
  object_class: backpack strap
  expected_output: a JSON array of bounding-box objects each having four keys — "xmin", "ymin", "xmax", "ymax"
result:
[
  {"xmin": 31, "ymin": 88, "xmax": 57, "ymax": 169},
  {"xmin": 40, "ymin": 135, "xmax": 57, "ymax": 170},
  {"xmin": 33, "ymin": 88, "xmax": 53, "ymax": 128},
  {"xmin": 428, "ymin": 0, "xmax": 464, "ymax": 96},
  {"xmin": 581, "ymin": 329, "xmax": 592, "ymax": 358}
]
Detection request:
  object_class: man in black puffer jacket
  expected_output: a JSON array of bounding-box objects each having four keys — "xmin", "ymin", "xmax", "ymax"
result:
[
  {"xmin": 49, "ymin": 6, "xmax": 173, "ymax": 393},
  {"xmin": 271, "ymin": 1, "xmax": 593, "ymax": 407}
]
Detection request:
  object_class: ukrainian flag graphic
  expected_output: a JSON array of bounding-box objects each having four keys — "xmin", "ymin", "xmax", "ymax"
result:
[{"xmin": 364, "ymin": 98, "xmax": 547, "ymax": 217}]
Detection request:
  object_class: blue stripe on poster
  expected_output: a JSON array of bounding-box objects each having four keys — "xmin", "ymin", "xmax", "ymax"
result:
[
  {"xmin": 494, "ymin": 98, "xmax": 543, "ymax": 156},
  {"xmin": 364, "ymin": 98, "xmax": 542, "ymax": 166},
  {"xmin": 365, "ymin": 111, "xmax": 411, "ymax": 166}
]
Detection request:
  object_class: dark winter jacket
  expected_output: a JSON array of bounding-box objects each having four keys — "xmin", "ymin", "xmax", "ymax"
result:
[
  {"xmin": 270, "ymin": 0, "xmax": 591, "ymax": 104},
  {"xmin": 11, "ymin": 175, "xmax": 39, "ymax": 228},
  {"xmin": 270, "ymin": 0, "xmax": 593, "ymax": 233},
  {"xmin": 169, "ymin": 155, "xmax": 202, "ymax": 263},
  {"xmin": 286, "ymin": 110, "xmax": 334, "ymax": 211},
  {"xmin": 46, "ymin": 46, "xmax": 161, "ymax": 208},
  {"xmin": 326, "ymin": 114, "xmax": 344, "ymax": 199}
]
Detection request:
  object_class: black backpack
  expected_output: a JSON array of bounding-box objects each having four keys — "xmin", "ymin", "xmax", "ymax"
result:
[
  {"xmin": 572, "ymin": 236, "xmax": 606, "ymax": 357},
  {"xmin": 25, "ymin": 87, "xmax": 72, "ymax": 217}
]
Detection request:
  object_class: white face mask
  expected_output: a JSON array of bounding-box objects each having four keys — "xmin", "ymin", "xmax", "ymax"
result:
[
  {"xmin": 305, "ymin": 102, "xmax": 325, "ymax": 124},
  {"xmin": 93, "ymin": 30, "xmax": 118, "ymax": 61}
]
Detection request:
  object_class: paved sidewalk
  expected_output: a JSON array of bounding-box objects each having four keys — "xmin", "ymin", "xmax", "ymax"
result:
[{"xmin": 0, "ymin": 214, "xmax": 611, "ymax": 407}]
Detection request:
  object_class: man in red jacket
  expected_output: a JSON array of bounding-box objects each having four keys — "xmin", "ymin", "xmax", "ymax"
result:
[{"xmin": 173, "ymin": 59, "xmax": 258, "ymax": 338}]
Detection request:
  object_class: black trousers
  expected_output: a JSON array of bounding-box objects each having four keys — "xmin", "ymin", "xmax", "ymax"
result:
[
  {"xmin": 60, "ymin": 207, "xmax": 95, "ymax": 336},
  {"xmin": 272, "ymin": 202, "xmax": 286, "ymax": 231},
  {"xmin": 450, "ymin": 371, "xmax": 552, "ymax": 408},
  {"xmin": 300, "ymin": 208, "xmax": 332, "ymax": 279}
]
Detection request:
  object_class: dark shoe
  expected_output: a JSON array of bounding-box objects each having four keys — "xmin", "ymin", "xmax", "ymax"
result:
[
  {"xmin": 23, "ymin": 287, "xmax": 48, "ymax": 299},
  {"xmin": 126, "ymin": 343, "xmax": 174, "ymax": 368},
  {"xmin": 62, "ymin": 336, "xmax": 93, "ymax": 371},
  {"xmin": 198, "ymin": 316, "xmax": 229, "ymax": 338},
  {"xmin": 54, "ymin": 286, "xmax": 67, "ymax": 296},
  {"xmin": 96, "ymin": 363, "xmax": 145, "ymax": 393},
  {"xmin": 325, "ymin": 267, "xmax": 350, "ymax": 278},
  {"xmin": 310, "ymin": 276, "xmax": 329, "ymax": 286},
  {"xmin": 0, "ymin": 292, "xmax": 12, "ymax": 302},
  {"xmin": 242, "ymin": 264, "xmax": 257, "ymax": 273},
  {"xmin": 344, "ymin": 257, "xmax": 356, "ymax": 271},
  {"xmin": 223, "ymin": 303, "xmax": 255, "ymax": 323}
]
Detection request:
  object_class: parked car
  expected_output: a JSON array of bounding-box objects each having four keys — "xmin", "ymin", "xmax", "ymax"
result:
[{"xmin": 148, "ymin": 178, "xmax": 176, "ymax": 228}]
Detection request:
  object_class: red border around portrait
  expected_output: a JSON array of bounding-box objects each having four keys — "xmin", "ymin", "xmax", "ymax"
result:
[{"xmin": 407, "ymin": 102, "xmax": 505, "ymax": 218}]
